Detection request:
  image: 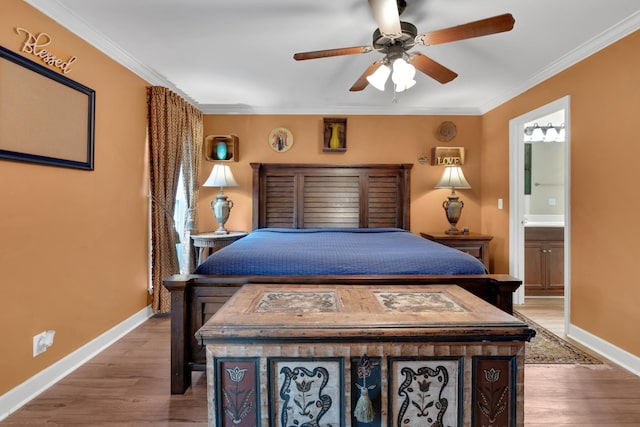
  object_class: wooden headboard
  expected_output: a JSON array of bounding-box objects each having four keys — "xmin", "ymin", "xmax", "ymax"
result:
[{"xmin": 251, "ymin": 163, "xmax": 412, "ymax": 230}]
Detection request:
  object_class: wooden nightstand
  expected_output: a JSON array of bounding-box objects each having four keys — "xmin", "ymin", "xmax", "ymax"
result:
[
  {"xmin": 420, "ymin": 231, "xmax": 493, "ymax": 271},
  {"xmin": 191, "ymin": 231, "xmax": 248, "ymax": 266}
]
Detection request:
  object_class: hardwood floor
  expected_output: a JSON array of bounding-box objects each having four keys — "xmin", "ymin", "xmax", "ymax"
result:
[
  {"xmin": 516, "ymin": 298, "xmax": 640, "ymax": 426},
  {"xmin": 3, "ymin": 300, "xmax": 640, "ymax": 426},
  {"xmin": 2, "ymin": 316, "xmax": 208, "ymax": 426},
  {"xmin": 516, "ymin": 297, "xmax": 604, "ymax": 362},
  {"xmin": 516, "ymin": 296, "xmax": 566, "ymax": 337}
]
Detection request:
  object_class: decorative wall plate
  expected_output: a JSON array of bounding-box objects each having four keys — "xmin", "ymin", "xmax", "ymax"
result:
[
  {"xmin": 269, "ymin": 127, "xmax": 293, "ymax": 152},
  {"xmin": 436, "ymin": 121, "xmax": 457, "ymax": 142}
]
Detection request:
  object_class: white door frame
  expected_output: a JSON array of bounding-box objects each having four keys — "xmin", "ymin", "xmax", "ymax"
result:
[{"xmin": 508, "ymin": 96, "xmax": 571, "ymax": 328}]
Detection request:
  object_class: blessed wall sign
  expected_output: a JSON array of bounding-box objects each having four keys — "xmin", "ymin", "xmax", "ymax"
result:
[{"xmin": 15, "ymin": 27, "xmax": 77, "ymax": 74}]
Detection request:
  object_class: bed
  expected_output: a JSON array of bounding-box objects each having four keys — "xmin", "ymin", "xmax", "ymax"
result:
[
  {"xmin": 163, "ymin": 163, "xmax": 522, "ymax": 394},
  {"xmin": 193, "ymin": 227, "xmax": 488, "ymax": 275}
]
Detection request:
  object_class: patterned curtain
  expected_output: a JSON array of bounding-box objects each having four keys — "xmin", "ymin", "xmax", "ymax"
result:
[
  {"xmin": 147, "ymin": 86, "xmax": 202, "ymax": 313},
  {"xmin": 180, "ymin": 105, "xmax": 204, "ymax": 273}
]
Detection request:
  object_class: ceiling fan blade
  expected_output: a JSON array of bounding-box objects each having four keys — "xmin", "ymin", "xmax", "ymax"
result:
[
  {"xmin": 415, "ymin": 13, "xmax": 515, "ymax": 46},
  {"xmin": 368, "ymin": 0, "xmax": 402, "ymax": 36},
  {"xmin": 293, "ymin": 46, "xmax": 373, "ymax": 61},
  {"xmin": 349, "ymin": 61, "xmax": 384, "ymax": 92},
  {"xmin": 409, "ymin": 53, "xmax": 458, "ymax": 84}
]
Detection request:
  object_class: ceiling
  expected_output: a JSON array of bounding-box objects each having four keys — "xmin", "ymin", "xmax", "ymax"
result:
[{"xmin": 25, "ymin": 0, "xmax": 640, "ymax": 115}]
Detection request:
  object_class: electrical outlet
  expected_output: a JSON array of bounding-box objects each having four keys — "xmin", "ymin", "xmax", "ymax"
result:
[{"xmin": 33, "ymin": 330, "xmax": 55, "ymax": 357}]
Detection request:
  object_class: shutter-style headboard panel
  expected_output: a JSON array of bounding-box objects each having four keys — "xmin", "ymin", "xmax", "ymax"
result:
[{"xmin": 251, "ymin": 163, "xmax": 412, "ymax": 230}]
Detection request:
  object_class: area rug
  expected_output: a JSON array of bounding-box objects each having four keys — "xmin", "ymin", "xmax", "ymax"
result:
[{"xmin": 513, "ymin": 311, "xmax": 602, "ymax": 365}]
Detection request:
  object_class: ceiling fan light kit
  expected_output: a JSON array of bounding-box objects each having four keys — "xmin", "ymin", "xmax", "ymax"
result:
[
  {"xmin": 365, "ymin": 56, "xmax": 416, "ymax": 92},
  {"xmin": 293, "ymin": 0, "xmax": 515, "ymax": 94},
  {"xmin": 366, "ymin": 64, "xmax": 391, "ymax": 90},
  {"xmin": 391, "ymin": 57, "xmax": 416, "ymax": 92}
]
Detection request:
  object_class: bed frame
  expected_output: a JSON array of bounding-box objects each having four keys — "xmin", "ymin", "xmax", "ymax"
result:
[{"xmin": 163, "ymin": 163, "xmax": 522, "ymax": 394}]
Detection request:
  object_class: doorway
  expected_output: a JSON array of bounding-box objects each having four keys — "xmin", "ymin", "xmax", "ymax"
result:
[{"xmin": 509, "ymin": 96, "xmax": 571, "ymax": 332}]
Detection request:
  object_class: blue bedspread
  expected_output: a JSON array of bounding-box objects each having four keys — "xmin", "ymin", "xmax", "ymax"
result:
[{"xmin": 194, "ymin": 228, "xmax": 487, "ymax": 275}]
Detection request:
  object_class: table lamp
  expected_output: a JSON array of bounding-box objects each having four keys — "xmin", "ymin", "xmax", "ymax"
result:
[
  {"xmin": 434, "ymin": 166, "xmax": 471, "ymax": 234},
  {"xmin": 203, "ymin": 164, "xmax": 238, "ymax": 234}
]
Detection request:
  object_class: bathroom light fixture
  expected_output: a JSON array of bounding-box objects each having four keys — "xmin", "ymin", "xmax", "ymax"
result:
[
  {"xmin": 524, "ymin": 123, "xmax": 565, "ymax": 142},
  {"xmin": 435, "ymin": 166, "xmax": 471, "ymax": 235}
]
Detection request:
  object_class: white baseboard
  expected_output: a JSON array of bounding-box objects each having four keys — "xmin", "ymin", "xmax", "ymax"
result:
[
  {"xmin": 0, "ymin": 305, "xmax": 154, "ymax": 421},
  {"xmin": 568, "ymin": 322, "xmax": 640, "ymax": 376}
]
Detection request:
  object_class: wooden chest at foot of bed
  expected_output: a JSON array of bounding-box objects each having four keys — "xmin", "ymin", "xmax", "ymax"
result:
[{"xmin": 196, "ymin": 284, "xmax": 534, "ymax": 427}]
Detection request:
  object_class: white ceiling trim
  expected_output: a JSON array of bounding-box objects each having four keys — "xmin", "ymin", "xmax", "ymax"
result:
[
  {"xmin": 479, "ymin": 10, "xmax": 640, "ymax": 114},
  {"xmin": 23, "ymin": 1, "xmax": 640, "ymax": 116},
  {"xmin": 23, "ymin": 0, "xmax": 197, "ymax": 105},
  {"xmin": 198, "ymin": 104, "xmax": 483, "ymax": 116}
]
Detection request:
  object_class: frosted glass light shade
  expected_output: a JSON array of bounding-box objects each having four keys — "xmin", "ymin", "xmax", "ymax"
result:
[
  {"xmin": 557, "ymin": 127, "xmax": 566, "ymax": 142},
  {"xmin": 544, "ymin": 125, "xmax": 559, "ymax": 142},
  {"xmin": 531, "ymin": 127, "xmax": 545, "ymax": 141},
  {"xmin": 391, "ymin": 58, "xmax": 416, "ymax": 92},
  {"xmin": 395, "ymin": 78, "xmax": 416, "ymax": 92},
  {"xmin": 366, "ymin": 64, "xmax": 391, "ymax": 91}
]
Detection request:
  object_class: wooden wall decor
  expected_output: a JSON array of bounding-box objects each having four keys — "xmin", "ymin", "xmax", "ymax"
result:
[
  {"xmin": 436, "ymin": 121, "xmax": 457, "ymax": 142},
  {"xmin": 323, "ymin": 117, "xmax": 347, "ymax": 152},
  {"xmin": 431, "ymin": 146, "xmax": 465, "ymax": 166},
  {"xmin": 15, "ymin": 27, "xmax": 77, "ymax": 74},
  {"xmin": 204, "ymin": 134, "xmax": 238, "ymax": 162}
]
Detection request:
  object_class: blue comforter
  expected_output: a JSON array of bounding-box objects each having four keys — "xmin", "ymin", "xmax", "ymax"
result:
[{"xmin": 194, "ymin": 228, "xmax": 487, "ymax": 275}]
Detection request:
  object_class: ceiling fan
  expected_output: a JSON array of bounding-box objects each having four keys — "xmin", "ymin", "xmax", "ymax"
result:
[{"xmin": 293, "ymin": 0, "xmax": 515, "ymax": 92}]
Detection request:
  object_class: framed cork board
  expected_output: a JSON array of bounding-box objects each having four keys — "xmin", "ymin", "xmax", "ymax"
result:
[{"xmin": 0, "ymin": 45, "xmax": 95, "ymax": 170}]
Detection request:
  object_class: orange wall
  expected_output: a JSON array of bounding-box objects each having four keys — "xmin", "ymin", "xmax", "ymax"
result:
[
  {"xmin": 0, "ymin": 1, "xmax": 150, "ymax": 394},
  {"xmin": 3, "ymin": 2, "xmax": 637, "ymax": 398},
  {"xmin": 200, "ymin": 115, "xmax": 484, "ymax": 242},
  {"xmin": 483, "ymin": 30, "xmax": 640, "ymax": 356}
]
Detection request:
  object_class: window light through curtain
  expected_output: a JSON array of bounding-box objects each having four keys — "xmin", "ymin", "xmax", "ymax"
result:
[{"xmin": 174, "ymin": 169, "xmax": 188, "ymax": 274}]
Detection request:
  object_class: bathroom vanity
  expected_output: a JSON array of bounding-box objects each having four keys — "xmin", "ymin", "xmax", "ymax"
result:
[{"xmin": 524, "ymin": 226, "xmax": 564, "ymax": 296}]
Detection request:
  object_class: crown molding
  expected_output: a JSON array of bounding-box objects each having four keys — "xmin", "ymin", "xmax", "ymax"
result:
[
  {"xmin": 24, "ymin": 1, "xmax": 640, "ymax": 115},
  {"xmin": 479, "ymin": 10, "xmax": 640, "ymax": 114},
  {"xmin": 198, "ymin": 104, "xmax": 482, "ymax": 116},
  {"xmin": 23, "ymin": 0, "xmax": 197, "ymax": 105}
]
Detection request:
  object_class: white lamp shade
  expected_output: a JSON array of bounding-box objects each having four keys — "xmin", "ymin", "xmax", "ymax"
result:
[
  {"xmin": 366, "ymin": 64, "xmax": 391, "ymax": 91},
  {"xmin": 203, "ymin": 164, "xmax": 238, "ymax": 188},
  {"xmin": 434, "ymin": 166, "xmax": 471, "ymax": 189}
]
